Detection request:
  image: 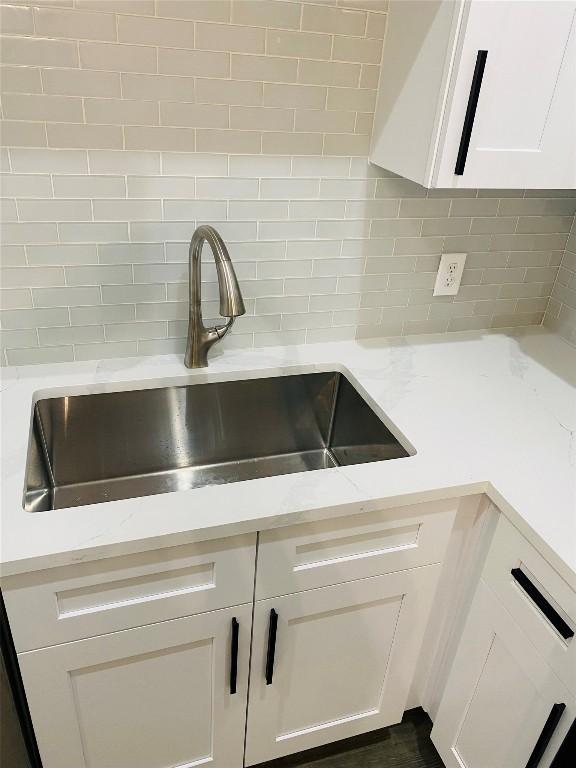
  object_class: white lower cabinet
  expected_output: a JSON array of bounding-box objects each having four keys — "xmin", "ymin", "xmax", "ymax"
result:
[
  {"xmin": 18, "ymin": 603, "xmax": 252, "ymax": 768},
  {"xmin": 431, "ymin": 581, "xmax": 576, "ymax": 768},
  {"xmin": 244, "ymin": 564, "xmax": 441, "ymax": 765}
]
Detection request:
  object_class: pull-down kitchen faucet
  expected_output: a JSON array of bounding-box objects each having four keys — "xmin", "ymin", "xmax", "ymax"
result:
[{"xmin": 184, "ymin": 225, "xmax": 245, "ymax": 368}]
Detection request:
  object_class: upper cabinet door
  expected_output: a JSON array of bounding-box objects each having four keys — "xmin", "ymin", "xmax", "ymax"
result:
[
  {"xmin": 370, "ymin": 1, "xmax": 576, "ymax": 189},
  {"xmin": 435, "ymin": 0, "xmax": 576, "ymax": 188},
  {"xmin": 18, "ymin": 604, "xmax": 252, "ymax": 768}
]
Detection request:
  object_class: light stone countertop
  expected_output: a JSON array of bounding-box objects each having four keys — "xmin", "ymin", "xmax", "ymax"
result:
[{"xmin": 1, "ymin": 328, "xmax": 575, "ymax": 589}]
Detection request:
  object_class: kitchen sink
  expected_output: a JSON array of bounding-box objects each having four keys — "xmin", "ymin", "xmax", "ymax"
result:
[{"xmin": 24, "ymin": 371, "xmax": 411, "ymax": 512}]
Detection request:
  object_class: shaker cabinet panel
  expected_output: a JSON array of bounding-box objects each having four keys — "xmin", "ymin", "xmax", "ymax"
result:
[
  {"xmin": 3, "ymin": 533, "xmax": 257, "ymax": 651},
  {"xmin": 245, "ymin": 564, "xmax": 441, "ymax": 765},
  {"xmin": 435, "ymin": 0, "xmax": 576, "ymax": 188},
  {"xmin": 257, "ymin": 499, "xmax": 457, "ymax": 599},
  {"xmin": 431, "ymin": 581, "xmax": 576, "ymax": 768},
  {"xmin": 18, "ymin": 603, "xmax": 252, "ymax": 768},
  {"xmin": 370, "ymin": 0, "xmax": 576, "ymax": 189}
]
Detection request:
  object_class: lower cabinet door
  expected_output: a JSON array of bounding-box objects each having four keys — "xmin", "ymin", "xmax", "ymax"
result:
[
  {"xmin": 18, "ymin": 603, "xmax": 252, "ymax": 768},
  {"xmin": 244, "ymin": 564, "xmax": 441, "ymax": 765},
  {"xmin": 431, "ymin": 581, "xmax": 576, "ymax": 768}
]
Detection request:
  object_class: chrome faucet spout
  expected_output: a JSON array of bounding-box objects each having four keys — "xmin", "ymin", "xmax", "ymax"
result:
[{"xmin": 184, "ymin": 225, "xmax": 245, "ymax": 369}]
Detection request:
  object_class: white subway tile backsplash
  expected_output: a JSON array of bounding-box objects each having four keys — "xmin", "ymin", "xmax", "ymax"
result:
[
  {"xmin": 197, "ymin": 21, "xmax": 264, "ymax": 54},
  {"xmin": 2, "ymin": 266, "xmax": 64, "ymax": 288},
  {"xmin": 0, "ymin": 66, "xmax": 42, "ymax": 95},
  {"xmin": 266, "ymin": 29, "xmax": 332, "ymax": 59},
  {"xmin": 17, "ymin": 199, "xmax": 92, "ymax": 222},
  {"xmin": 197, "ymin": 177, "xmax": 257, "ymax": 199},
  {"xmin": 0, "ymin": 4, "xmax": 33, "ymax": 36},
  {"xmin": 0, "ymin": 289, "xmax": 32, "ymax": 310},
  {"xmin": 46, "ymin": 123, "xmax": 123, "ymax": 150},
  {"xmin": 262, "ymin": 83, "xmax": 326, "ymax": 109},
  {"xmin": 127, "ymin": 176, "xmax": 196, "ymax": 198},
  {"xmin": 70, "ymin": 304, "xmax": 135, "ymax": 325},
  {"xmin": 38, "ymin": 325, "xmax": 104, "ymax": 346},
  {"xmin": 302, "ymin": 4, "xmax": 366, "ymax": 36},
  {"xmin": 117, "ymin": 14, "xmax": 195, "ymax": 48},
  {"xmin": 1, "ymin": 307, "xmax": 70, "ymax": 329},
  {"xmin": 53, "ymin": 175, "xmax": 126, "ymax": 198},
  {"xmin": 101, "ymin": 283, "xmax": 165, "ymax": 304},
  {"xmin": 85, "ymin": 98, "xmax": 159, "ymax": 127},
  {"xmin": 0, "ymin": 121, "xmax": 47, "ymax": 148},
  {"xmin": 1, "ymin": 2, "xmax": 574, "ymax": 365},
  {"xmin": 260, "ymin": 178, "xmax": 319, "ymax": 199},
  {"xmin": 74, "ymin": 341, "xmax": 138, "ymax": 361},
  {"xmin": 232, "ymin": 0, "xmax": 300, "ymax": 30},
  {"xmin": 99, "ymin": 243, "xmax": 164, "ymax": 263},
  {"xmin": 42, "ymin": 68, "xmax": 121, "ymax": 98},
  {"xmin": 2, "ymin": 222, "xmax": 58, "ymax": 244},
  {"xmin": 105, "ymin": 321, "xmax": 166, "ymax": 342},
  {"xmin": 58, "ymin": 222, "xmax": 129, "ymax": 242},
  {"xmin": 34, "ymin": 7, "xmax": 117, "ymax": 41},
  {"xmin": 27, "ymin": 244, "xmax": 94, "ymax": 267},
  {"xmin": 195, "ymin": 78, "xmax": 263, "ymax": 107},
  {"xmin": 10, "ymin": 149, "xmax": 88, "ymax": 174},
  {"xmin": 93, "ymin": 199, "xmax": 162, "ymax": 221},
  {"xmin": 80, "ymin": 42, "xmax": 157, "ymax": 73},
  {"xmin": 2, "ymin": 93, "xmax": 84, "ymax": 123},
  {"xmin": 1, "ymin": 35, "xmax": 78, "ymax": 67},
  {"xmin": 163, "ymin": 199, "xmax": 227, "ymax": 220},
  {"xmin": 230, "ymin": 105, "xmax": 294, "ymax": 132},
  {"xmin": 5, "ymin": 346, "xmax": 74, "ymax": 365},
  {"xmin": 160, "ymin": 102, "xmax": 229, "ymax": 128},
  {"xmin": 262, "ymin": 131, "xmax": 322, "ymax": 155},
  {"xmin": 332, "ymin": 35, "xmax": 382, "ymax": 64},
  {"xmin": 32, "ymin": 286, "xmax": 101, "ymax": 308},
  {"xmin": 89, "ymin": 150, "xmax": 160, "ymax": 175},
  {"xmin": 195, "ymin": 128, "xmax": 260, "ymax": 154}
]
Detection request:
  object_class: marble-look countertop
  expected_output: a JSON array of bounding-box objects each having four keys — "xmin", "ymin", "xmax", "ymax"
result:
[{"xmin": 1, "ymin": 328, "xmax": 575, "ymax": 589}]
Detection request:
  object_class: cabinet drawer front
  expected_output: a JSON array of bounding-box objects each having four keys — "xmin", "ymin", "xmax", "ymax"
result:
[
  {"xmin": 482, "ymin": 516, "xmax": 576, "ymax": 694},
  {"xmin": 3, "ymin": 534, "xmax": 256, "ymax": 652},
  {"xmin": 256, "ymin": 499, "xmax": 457, "ymax": 599}
]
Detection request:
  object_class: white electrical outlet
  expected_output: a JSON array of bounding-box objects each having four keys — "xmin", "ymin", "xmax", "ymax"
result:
[{"xmin": 433, "ymin": 252, "xmax": 467, "ymax": 296}]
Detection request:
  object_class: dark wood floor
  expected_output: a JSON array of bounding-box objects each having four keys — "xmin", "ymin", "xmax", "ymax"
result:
[{"xmin": 258, "ymin": 709, "xmax": 445, "ymax": 768}]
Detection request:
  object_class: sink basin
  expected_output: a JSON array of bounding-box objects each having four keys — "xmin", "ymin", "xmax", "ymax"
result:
[{"xmin": 24, "ymin": 371, "xmax": 411, "ymax": 512}]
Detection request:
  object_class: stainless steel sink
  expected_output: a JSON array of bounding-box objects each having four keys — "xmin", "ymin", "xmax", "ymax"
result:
[{"xmin": 24, "ymin": 372, "xmax": 411, "ymax": 512}]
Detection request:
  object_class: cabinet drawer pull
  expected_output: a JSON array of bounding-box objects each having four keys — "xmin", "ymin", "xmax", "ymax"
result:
[
  {"xmin": 550, "ymin": 716, "xmax": 576, "ymax": 767},
  {"xmin": 265, "ymin": 609, "xmax": 278, "ymax": 685},
  {"xmin": 230, "ymin": 617, "xmax": 239, "ymax": 695},
  {"xmin": 511, "ymin": 568, "xmax": 574, "ymax": 640},
  {"xmin": 525, "ymin": 703, "xmax": 566, "ymax": 768},
  {"xmin": 454, "ymin": 49, "xmax": 487, "ymax": 175}
]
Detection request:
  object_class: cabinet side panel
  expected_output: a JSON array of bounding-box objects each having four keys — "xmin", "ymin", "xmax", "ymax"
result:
[{"xmin": 369, "ymin": 0, "xmax": 462, "ymax": 186}]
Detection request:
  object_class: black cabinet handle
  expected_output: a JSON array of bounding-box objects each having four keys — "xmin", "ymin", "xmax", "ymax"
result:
[
  {"xmin": 454, "ymin": 49, "xmax": 488, "ymax": 175},
  {"xmin": 550, "ymin": 715, "xmax": 576, "ymax": 767},
  {"xmin": 265, "ymin": 609, "xmax": 278, "ymax": 685},
  {"xmin": 511, "ymin": 568, "xmax": 574, "ymax": 640},
  {"xmin": 230, "ymin": 617, "xmax": 239, "ymax": 694},
  {"xmin": 525, "ymin": 703, "xmax": 566, "ymax": 768}
]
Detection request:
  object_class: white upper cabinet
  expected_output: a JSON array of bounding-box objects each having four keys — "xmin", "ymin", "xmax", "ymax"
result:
[{"xmin": 370, "ymin": 0, "xmax": 576, "ymax": 189}]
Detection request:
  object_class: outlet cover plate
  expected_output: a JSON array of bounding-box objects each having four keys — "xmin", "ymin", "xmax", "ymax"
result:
[{"xmin": 433, "ymin": 252, "xmax": 467, "ymax": 296}]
